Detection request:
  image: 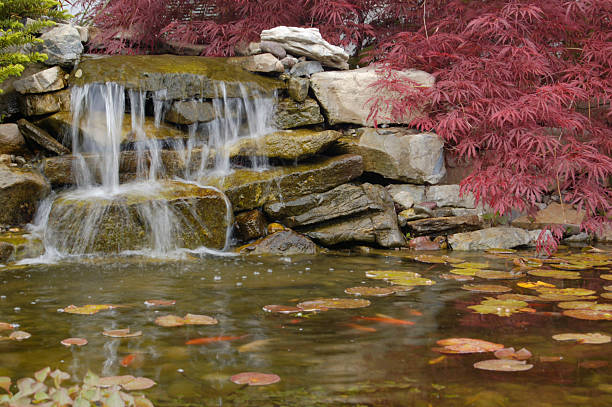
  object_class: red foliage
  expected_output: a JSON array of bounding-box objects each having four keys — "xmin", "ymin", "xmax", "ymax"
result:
[{"xmin": 77, "ymin": 0, "xmax": 612, "ymax": 240}]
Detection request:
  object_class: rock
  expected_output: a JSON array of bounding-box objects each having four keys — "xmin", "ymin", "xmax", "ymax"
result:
[
  {"xmin": 0, "ymin": 164, "xmax": 50, "ymax": 226},
  {"xmin": 46, "ymin": 181, "xmax": 231, "ymax": 254},
  {"xmin": 0, "ymin": 124, "xmax": 28, "ymax": 155},
  {"xmin": 596, "ymin": 225, "xmax": 612, "ymax": 242},
  {"xmin": 35, "ymin": 24, "xmax": 84, "ymax": 68},
  {"xmin": 229, "ymin": 129, "xmax": 341, "ymax": 161},
  {"xmin": 386, "ymin": 184, "xmax": 426, "ymax": 210},
  {"xmin": 239, "ymin": 230, "xmax": 317, "ymax": 255},
  {"xmin": 310, "ymin": 66, "xmax": 434, "ymax": 126},
  {"xmin": 74, "ymin": 25, "xmax": 89, "ymax": 42},
  {"xmin": 17, "ymin": 119, "xmax": 70, "ymax": 155},
  {"xmin": 234, "ymin": 210, "xmax": 268, "ymax": 242},
  {"xmin": 13, "ymin": 66, "xmax": 67, "ymax": 94},
  {"xmin": 405, "ymin": 215, "xmax": 482, "ymax": 237},
  {"xmin": 0, "ymin": 64, "xmax": 47, "ymax": 121},
  {"xmin": 398, "ymin": 208, "xmax": 431, "ymax": 226},
  {"xmin": 512, "ymin": 203, "xmax": 584, "ymax": 234},
  {"xmin": 260, "ymin": 41, "xmax": 287, "ymax": 59},
  {"xmin": 19, "ymin": 89, "xmax": 70, "ymax": 116},
  {"xmin": 433, "ymin": 207, "xmax": 482, "ymax": 218},
  {"xmin": 159, "ymin": 40, "xmax": 207, "ymax": 56},
  {"xmin": 280, "ymin": 56, "xmax": 298, "ymax": 70},
  {"xmin": 0, "ymin": 242, "xmax": 13, "ymax": 263},
  {"xmin": 288, "ymin": 77, "xmax": 309, "ymax": 102},
  {"xmin": 72, "ymin": 55, "xmax": 284, "ymax": 99},
  {"xmin": 408, "ymin": 236, "xmax": 444, "ymax": 251},
  {"xmin": 260, "ymin": 26, "xmax": 349, "ymax": 70},
  {"xmin": 204, "ymin": 154, "xmax": 363, "ymax": 211},
  {"xmin": 227, "ymin": 53, "xmax": 284, "ymax": 73},
  {"xmin": 165, "ymin": 100, "xmax": 216, "ymax": 125},
  {"xmin": 290, "ymin": 61, "xmax": 324, "ymax": 77},
  {"xmin": 274, "ymin": 98, "xmax": 324, "ymax": 129},
  {"xmin": 448, "ymin": 227, "xmax": 532, "ymax": 251},
  {"xmin": 333, "ymin": 127, "xmax": 445, "ymax": 184},
  {"xmin": 264, "ymin": 183, "xmax": 406, "ymax": 248},
  {"xmin": 0, "ymin": 233, "xmax": 42, "ymax": 262},
  {"xmin": 426, "ymin": 185, "xmax": 476, "ymax": 208}
]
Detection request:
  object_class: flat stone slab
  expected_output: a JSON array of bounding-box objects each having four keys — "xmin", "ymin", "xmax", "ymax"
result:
[
  {"xmin": 14, "ymin": 66, "xmax": 67, "ymax": 94},
  {"xmin": 512, "ymin": 203, "xmax": 584, "ymax": 233},
  {"xmin": 17, "ymin": 119, "xmax": 70, "ymax": 156},
  {"xmin": 448, "ymin": 227, "xmax": 532, "ymax": 251},
  {"xmin": 405, "ymin": 215, "xmax": 482, "ymax": 237},
  {"xmin": 239, "ymin": 230, "xmax": 317, "ymax": 255}
]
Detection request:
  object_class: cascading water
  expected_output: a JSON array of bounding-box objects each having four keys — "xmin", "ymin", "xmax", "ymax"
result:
[{"xmin": 30, "ymin": 79, "xmax": 277, "ymax": 259}]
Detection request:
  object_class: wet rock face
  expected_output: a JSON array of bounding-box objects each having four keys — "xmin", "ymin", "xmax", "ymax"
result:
[
  {"xmin": 234, "ymin": 210, "xmax": 268, "ymax": 242},
  {"xmin": 165, "ymin": 100, "xmax": 216, "ymax": 125},
  {"xmin": 333, "ymin": 128, "xmax": 446, "ymax": 184},
  {"xmin": 310, "ymin": 67, "xmax": 434, "ymax": 126},
  {"xmin": 0, "ymin": 164, "xmax": 51, "ymax": 226},
  {"xmin": 448, "ymin": 227, "xmax": 531, "ymax": 251},
  {"xmin": 46, "ymin": 181, "xmax": 231, "ymax": 254},
  {"xmin": 274, "ymin": 98, "xmax": 324, "ymax": 129},
  {"xmin": 264, "ymin": 183, "xmax": 406, "ymax": 248},
  {"xmin": 239, "ymin": 230, "xmax": 317, "ymax": 255}
]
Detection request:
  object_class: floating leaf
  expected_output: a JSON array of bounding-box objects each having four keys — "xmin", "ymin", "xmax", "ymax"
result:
[
  {"xmin": 435, "ymin": 338, "xmax": 504, "ymax": 354},
  {"xmin": 344, "ymin": 287, "xmax": 395, "ymax": 296},
  {"xmin": 183, "ymin": 314, "xmax": 218, "ymax": 325},
  {"xmin": 494, "ymin": 347, "xmax": 532, "ymax": 360},
  {"xmin": 61, "ymin": 338, "xmax": 88, "ymax": 347},
  {"xmin": 604, "ymin": 285, "xmax": 612, "ymax": 291},
  {"xmin": 517, "ymin": 281, "xmax": 556, "ymax": 289},
  {"xmin": 34, "ymin": 368, "xmax": 50, "ymax": 383},
  {"xmin": 537, "ymin": 294, "xmax": 598, "ymax": 302},
  {"xmin": 562, "ymin": 309, "xmax": 612, "ymax": 321},
  {"xmin": 468, "ymin": 298, "xmax": 528, "ymax": 317},
  {"xmin": 441, "ymin": 256, "xmax": 465, "ymax": 264},
  {"xmin": 122, "ymin": 377, "xmax": 156, "ymax": 391},
  {"xmin": 527, "ymin": 269, "xmax": 581, "ymax": 279},
  {"xmin": 474, "ymin": 359, "xmax": 533, "ymax": 372},
  {"xmin": 486, "ymin": 248, "xmax": 517, "ymax": 254},
  {"xmin": 552, "ymin": 333, "xmax": 611, "ymax": 344},
  {"xmin": 557, "ymin": 302, "xmax": 612, "ymax": 311},
  {"xmin": 601, "ymin": 274, "xmax": 612, "ymax": 280},
  {"xmin": 366, "ymin": 270, "xmax": 421, "ymax": 280},
  {"xmin": 441, "ymin": 273, "xmax": 474, "ymax": 281},
  {"xmin": 62, "ymin": 305, "xmax": 115, "ymax": 315},
  {"xmin": 537, "ymin": 288, "xmax": 596, "ymax": 296},
  {"xmin": 154, "ymin": 315, "xmax": 185, "ymax": 327},
  {"xmin": 455, "ymin": 262, "xmax": 490, "ymax": 269},
  {"xmin": 0, "ymin": 322, "xmax": 16, "ymax": 331},
  {"xmin": 496, "ymin": 294, "xmax": 539, "ymax": 302},
  {"xmin": 461, "ymin": 284, "xmax": 511, "ymax": 293},
  {"xmin": 9, "ymin": 331, "xmax": 31, "ymax": 341},
  {"xmin": 262, "ymin": 305, "xmax": 303, "ymax": 314},
  {"xmin": 296, "ymin": 298, "xmax": 370, "ymax": 310},
  {"xmin": 414, "ymin": 255, "xmax": 448, "ymax": 264},
  {"xmin": 102, "ymin": 328, "xmax": 142, "ymax": 338},
  {"xmin": 551, "ymin": 263, "xmax": 591, "ymax": 271},
  {"xmin": 230, "ymin": 372, "xmax": 280, "ymax": 386},
  {"xmin": 475, "ymin": 270, "xmax": 524, "ymax": 280},
  {"xmin": 450, "ymin": 268, "xmax": 478, "ymax": 276},
  {"xmin": 601, "ymin": 293, "xmax": 612, "ymax": 300},
  {"xmin": 540, "ymin": 356, "xmax": 563, "ymax": 362},
  {"xmin": 389, "ymin": 277, "xmax": 436, "ymax": 287},
  {"xmin": 98, "ymin": 376, "xmax": 136, "ymax": 388},
  {"xmin": 144, "ymin": 300, "xmax": 175, "ymax": 307}
]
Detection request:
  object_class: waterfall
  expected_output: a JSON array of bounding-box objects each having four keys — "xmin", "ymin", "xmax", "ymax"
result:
[{"xmin": 30, "ymin": 80, "xmax": 277, "ymax": 259}]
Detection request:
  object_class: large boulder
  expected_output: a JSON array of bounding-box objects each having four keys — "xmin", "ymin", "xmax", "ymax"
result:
[
  {"xmin": 14, "ymin": 66, "xmax": 67, "ymax": 94},
  {"xmin": 45, "ymin": 181, "xmax": 231, "ymax": 254},
  {"xmin": 227, "ymin": 53, "xmax": 284, "ymax": 73},
  {"xmin": 333, "ymin": 127, "xmax": 445, "ymax": 184},
  {"xmin": 35, "ymin": 24, "xmax": 83, "ymax": 68},
  {"xmin": 0, "ymin": 164, "xmax": 50, "ymax": 226},
  {"xmin": 274, "ymin": 98, "xmax": 324, "ymax": 129},
  {"xmin": 165, "ymin": 100, "xmax": 216, "ymax": 125},
  {"xmin": 264, "ymin": 183, "xmax": 406, "ymax": 248},
  {"xmin": 0, "ymin": 124, "xmax": 28, "ymax": 155},
  {"xmin": 204, "ymin": 154, "xmax": 363, "ymax": 211},
  {"xmin": 260, "ymin": 26, "xmax": 349, "ymax": 70},
  {"xmin": 17, "ymin": 119, "xmax": 70, "ymax": 155},
  {"xmin": 512, "ymin": 203, "xmax": 584, "ymax": 234},
  {"xmin": 19, "ymin": 89, "xmax": 70, "ymax": 116},
  {"xmin": 239, "ymin": 230, "xmax": 317, "ymax": 255},
  {"xmin": 228, "ymin": 129, "xmax": 340, "ymax": 161},
  {"xmin": 448, "ymin": 227, "xmax": 532, "ymax": 251},
  {"xmin": 310, "ymin": 66, "xmax": 434, "ymax": 126}
]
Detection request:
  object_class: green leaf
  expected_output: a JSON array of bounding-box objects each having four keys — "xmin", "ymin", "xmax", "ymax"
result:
[
  {"xmin": 0, "ymin": 377, "xmax": 11, "ymax": 393},
  {"xmin": 35, "ymin": 367, "xmax": 51, "ymax": 383}
]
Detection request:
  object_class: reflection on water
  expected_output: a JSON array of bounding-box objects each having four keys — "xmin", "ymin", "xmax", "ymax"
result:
[{"xmin": 0, "ymin": 249, "xmax": 611, "ymax": 406}]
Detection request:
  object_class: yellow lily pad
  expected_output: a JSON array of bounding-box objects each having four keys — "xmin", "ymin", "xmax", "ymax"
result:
[
  {"xmin": 296, "ymin": 298, "xmax": 371, "ymax": 310},
  {"xmin": 517, "ymin": 281, "xmax": 556, "ymax": 289},
  {"xmin": 461, "ymin": 284, "xmax": 512, "ymax": 293},
  {"xmin": 366, "ymin": 270, "xmax": 421, "ymax": 280},
  {"xmin": 552, "ymin": 333, "xmax": 611, "ymax": 344},
  {"xmin": 390, "ymin": 277, "xmax": 436, "ymax": 286},
  {"xmin": 61, "ymin": 304, "xmax": 115, "ymax": 315},
  {"xmin": 475, "ymin": 270, "xmax": 524, "ymax": 280},
  {"xmin": 468, "ymin": 298, "xmax": 528, "ymax": 317},
  {"xmin": 414, "ymin": 254, "xmax": 449, "ymax": 264},
  {"xmin": 527, "ymin": 269, "xmax": 581, "ymax": 279},
  {"xmin": 454, "ymin": 262, "xmax": 490, "ymax": 269}
]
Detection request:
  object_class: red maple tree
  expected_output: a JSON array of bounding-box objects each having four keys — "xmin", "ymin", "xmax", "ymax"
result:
[{"xmin": 75, "ymin": 0, "xmax": 612, "ymax": 244}]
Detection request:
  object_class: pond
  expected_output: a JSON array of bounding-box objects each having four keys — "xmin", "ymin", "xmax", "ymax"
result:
[{"xmin": 1, "ymin": 247, "xmax": 611, "ymax": 406}]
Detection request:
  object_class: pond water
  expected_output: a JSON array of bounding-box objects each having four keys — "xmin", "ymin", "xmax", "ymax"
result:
[{"xmin": 1, "ymin": 247, "xmax": 611, "ymax": 406}]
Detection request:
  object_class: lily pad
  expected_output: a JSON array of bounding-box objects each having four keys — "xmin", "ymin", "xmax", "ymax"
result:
[
  {"xmin": 441, "ymin": 273, "xmax": 474, "ymax": 281},
  {"xmin": 183, "ymin": 314, "xmax": 218, "ymax": 325},
  {"xmin": 461, "ymin": 284, "xmax": 512, "ymax": 293},
  {"xmin": 552, "ymin": 333, "xmax": 611, "ymax": 344},
  {"xmin": 102, "ymin": 328, "xmax": 143, "ymax": 338},
  {"xmin": 557, "ymin": 302, "xmax": 612, "ymax": 311},
  {"xmin": 474, "ymin": 359, "xmax": 533, "ymax": 372},
  {"xmin": 262, "ymin": 305, "xmax": 303, "ymax": 314},
  {"xmin": 98, "ymin": 376, "xmax": 136, "ymax": 388},
  {"xmin": 551, "ymin": 263, "xmax": 591, "ymax": 271},
  {"xmin": 518, "ymin": 281, "xmax": 556, "ymax": 289},
  {"xmin": 122, "ymin": 377, "xmax": 156, "ymax": 391},
  {"xmin": 494, "ymin": 347, "xmax": 532, "ymax": 360},
  {"xmin": 537, "ymin": 294, "xmax": 598, "ymax": 302},
  {"xmin": 527, "ymin": 269, "xmax": 581, "ymax": 279},
  {"xmin": 486, "ymin": 248, "xmax": 517, "ymax": 254},
  {"xmin": 496, "ymin": 294, "xmax": 539, "ymax": 302},
  {"xmin": 9, "ymin": 331, "xmax": 31, "ymax": 341},
  {"xmin": 475, "ymin": 270, "xmax": 524, "ymax": 280},
  {"xmin": 144, "ymin": 300, "xmax": 176, "ymax": 307},
  {"xmin": 455, "ymin": 262, "xmax": 490, "ymax": 269},
  {"xmin": 601, "ymin": 293, "xmax": 612, "ymax": 300},
  {"xmin": 61, "ymin": 304, "xmax": 115, "ymax": 315},
  {"xmin": 230, "ymin": 372, "xmax": 281, "ymax": 386},
  {"xmin": 436, "ymin": 338, "xmax": 504, "ymax": 353},
  {"xmin": 450, "ymin": 268, "xmax": 478, "ymax": 276},
  {"xmin": 60, "ymin": 338, "xmax": 88, "ymax": 347},
  {"xmin": 297, "ymin": 298, "xmax": 370, "ymax": 310},
  {"xmin": 389, "ymin": 277, "xmax": 436, "ymax": 287},
  {"xmin": 536, "ymin": 287, "xmax": 596, "ymax": 296},
  {"xmin": 366, "ymin": 270, "xmax": 421, "ymax": 280},
  {"xmin": 468, "ymin": 298, "xmax": 528, "ymax": 317},
  {"xmin": 344, "ymin": 287, "xmax": 395, "ymax": 296},
  {"xmin": 562, "ymin": 309, "xmax": 612, "ymax": 320},
  {"xmin": 155, "ymin": 315, "xmax": 185, "ymax": 327},
  {"xmin": 414, "ymin": 255, "xmax": 448, "ymax": 264},
  {"xmin": 604, "ymin": 285, "xmax": 612, "ymax": 291},
  {"xmin": 601, "ymin": 274, "xmax": 612, "ymax": 280}
]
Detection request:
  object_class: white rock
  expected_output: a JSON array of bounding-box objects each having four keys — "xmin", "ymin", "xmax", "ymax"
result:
[
  {"xmin": 310, "ymin": 66, "xmax": 435, "ymax": 126},
  {"xmin": 386, "ymin": 185, "xmax": 426, "ymax": 210},
  {"xmin": 261, "ymin": 26, "xmax": 349, "ymax": 70},
  {"xmin": 448, "ymin": 227, "xmax": 532, "ymax": 251},
  {"xmin": 35, "ymin": 24, "xmax": 83, "ymax": 67},
  {"xmin": 228, "ymin": 53, "xmax": 284, "ymax": 73},
  {"xmin": 13, "ymin": 66, "xmax": 66, "ymax": 94}
]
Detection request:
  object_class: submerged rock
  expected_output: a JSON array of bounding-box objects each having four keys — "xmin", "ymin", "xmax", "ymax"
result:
[
  {"xmin": 260, "ymin": 26, "xmax": 349, "ymax": 70},
  {"xmin": 205, "ymin": 154, "xmax": 363, "ymax": 211},
  {"xmin": 234, "ymin": 209, "xmax": 268, "ymax": 242},
  {"xmin": 228, "ymin": 129, "xmax": 339, "ymax": 161},
  {"xmin": 333, "ymin": 127, "xmax": 445, "ymax": 184},
  {"xmin": 265, "ymin": 183, "xmax": 405, "ymax": 248},
  {"xmin": 71, "ymin": 55, "xmax": 284, "ymax": 99},
  {"xmin": 19, "ymin": 89, "xmax": 70, "ymax": 116},
  {"xmin": 274, "ymin": 98, "xmax": 324, "ymax": 129},
  {"xmin": 448, "ymin": 227, "xmax": 531, "ymax": 251},
  {"xmin": 14, "ymin": 66, "xmax": 67, "ymax": 94},
  {"xmin": 46, "ymin": 181, "xmax": 231, "ymax": 254},
  {"xmin": 310, "ymin": 66, "xmax": 434, "ymax": 126},
  {"xmin": 17, "ymin": 119, "xmax": 70, "ymax": 155},
  {"xmin": 0, "ymin": 124, "xmax": 28, "ymax": 155},
  {"xmin": 165, "ymin": 100, "xmax": 216, "ymax": 125},
  {"xmin": 0, "ymin": 164, "xmax": 50, "ymax": 226},
  {"xmin": 239, "ymin": 230, "xmax": 317, "ymax": 255}
]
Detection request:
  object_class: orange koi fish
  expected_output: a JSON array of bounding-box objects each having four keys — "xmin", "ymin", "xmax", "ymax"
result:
[
  {"xmin": 120, "ymin": 354, "xmax": 136, "ymax": 367},
  {"xmin": 354, "ymin": 316, "xmax": 415, "ymax": 326},
  {"xmin": 185, "ymin": 335, "xmax": 246, "ymax": 345},
  {"xmin": 343, "ymin": 323, "xmax": 377, "ymax": 333}
]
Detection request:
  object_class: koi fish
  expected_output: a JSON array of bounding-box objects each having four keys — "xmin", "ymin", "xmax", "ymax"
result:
[
  {"xmin": 343, "ymin": 323, "xmax": 377, "ymax": 333},
  {"xmin": 354, "ymin": 316, "xmax": 415, "ymax": 326},
  {"xmin": 121, "ymin": 354, "xmax": 136, "ymax": 367},
  {"xmin": 185, "ymin": 335, "xmax": 247, "ymax": 345}
]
